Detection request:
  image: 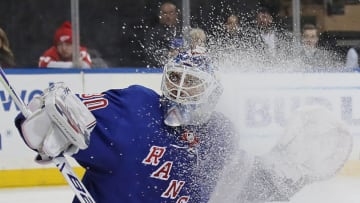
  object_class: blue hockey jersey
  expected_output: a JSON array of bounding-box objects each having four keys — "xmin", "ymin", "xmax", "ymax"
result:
[
  {"xmin": 14, "ymin": 85, "xmax": 238, "ymax": 203},
  {"xmin": 73, "ymin": 85, "xmax": 238, "ymax": 203}
]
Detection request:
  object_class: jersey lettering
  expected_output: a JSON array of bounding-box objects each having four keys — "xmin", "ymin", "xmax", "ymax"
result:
[
  {"xmin": 39, "ymin": 56, "xmax": 52, "ymax": 67},
  {"xmin": 176, "ymin": 196, "xmax": 190, "ymax": 203},
  {"xmin": 142, "ymin": 146, "xmax": 166, "ymax": 166},
  {"xmin": 161, "ymin": 180, "xmax": 185, "ymax": 199},
  {"xmin": 80, "ymin": 93, "xmax": 104, "ymax": 99},
  {"xmin": 150, "ymin": 161, "xmax": 173, "ymax": 180},
  {"xmin": 83, "ymin": 98, "xmax": 108, "ymax": 111},
  {"xmin": 79, "ymin": 94, "xmax": 108, "ymax": 111},
  {"xmin": 39, "ymin": 56, "xmax": 51, "ymax": 63},
  {"xmin": 143, "ymin": 145, "xmax": 189, "ymax": 201}
]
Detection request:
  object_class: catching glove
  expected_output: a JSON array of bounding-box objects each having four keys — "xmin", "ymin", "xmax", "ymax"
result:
[
  {"xmin": 259, "ymin": 105, "xmax": 352, "ymax": 199},
  {"xmin": 19, "ymin": 82, "xmax": 96, "ymax": 163}
]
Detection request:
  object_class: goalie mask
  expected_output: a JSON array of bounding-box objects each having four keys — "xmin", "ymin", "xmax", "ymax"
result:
[{"xmin": 161, "ymin": 52, "xmax": 223, "ymax": 127}]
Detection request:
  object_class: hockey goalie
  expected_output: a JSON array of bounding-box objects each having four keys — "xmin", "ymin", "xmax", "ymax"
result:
[{"xmin": 14, "ymin": 52, "xmax": 352, "ymax": 202}]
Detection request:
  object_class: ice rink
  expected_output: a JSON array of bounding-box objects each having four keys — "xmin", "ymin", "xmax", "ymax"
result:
[{"xmin": 0, "ymin": 176, "xmax": 360, "ymax": 203}]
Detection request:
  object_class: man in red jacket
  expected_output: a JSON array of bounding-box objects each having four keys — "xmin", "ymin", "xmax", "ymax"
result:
[{"xmin": 38, "ymin": 21, "xmax": 92, "ymax": 68}]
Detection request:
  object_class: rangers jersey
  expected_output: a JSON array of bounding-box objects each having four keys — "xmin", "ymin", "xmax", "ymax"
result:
[{"xmin": 72, "ymin": 85, "xmax": 238, "ymax": 203}]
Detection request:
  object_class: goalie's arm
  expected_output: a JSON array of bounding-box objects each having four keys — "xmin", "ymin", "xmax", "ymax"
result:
[{"xmin": 14, "ymin": 82, "xmax": 96, "ymax": 161}]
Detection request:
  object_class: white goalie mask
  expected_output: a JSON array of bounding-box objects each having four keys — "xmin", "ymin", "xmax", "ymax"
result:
[{"xmin": 161, "ymin": 52, "xmax": 223, "ymax": 127}]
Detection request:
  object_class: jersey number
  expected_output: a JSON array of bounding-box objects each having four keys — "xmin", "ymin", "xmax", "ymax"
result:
[{"xmin": 80, "ymin": 93, "xmax": 108, "ymax": 111}]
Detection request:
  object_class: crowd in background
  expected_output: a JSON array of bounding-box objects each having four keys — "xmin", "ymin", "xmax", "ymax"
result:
[{"xmin": 0, "ymin": 0, "xmax": 359, "ymax": 71}]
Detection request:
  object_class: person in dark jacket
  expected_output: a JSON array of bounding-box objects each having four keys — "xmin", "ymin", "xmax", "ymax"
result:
[
  {"xmin": 0, "ymin": 27, "xmax": 16, "ymax": 68},
  {"xmin": 144, "ymin": 1, "xmax": 183, "ymax": 68}
]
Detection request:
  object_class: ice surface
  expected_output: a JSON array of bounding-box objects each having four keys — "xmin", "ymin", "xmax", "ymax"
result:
[
  {"xmin": 288, "ymin": 176, "xmax": 360, "ymax": 203},
  {"xmin": 0, "ymin": 176, "xmax": 359, "ymax": 202},
  {"xmin": 0, "ymin": 186, "xmax": 73, "ymax": 203}
]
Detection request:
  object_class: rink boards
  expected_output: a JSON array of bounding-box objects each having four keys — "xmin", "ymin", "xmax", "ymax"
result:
[{"xmin": 1, "ymin": 68, "xmax": 360, "ymax": 187}]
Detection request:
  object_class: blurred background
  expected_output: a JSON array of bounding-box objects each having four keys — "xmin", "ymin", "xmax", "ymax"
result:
[{"xmin": 0, "ymin": 0, "xmax": 359, "ymax": 68}]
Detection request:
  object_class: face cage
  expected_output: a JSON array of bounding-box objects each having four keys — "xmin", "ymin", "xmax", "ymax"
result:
[
  {"xmin": 160, "ymin": 62, "xmax": 223, "ymax": 126},
  {"xmin": 161, "ymin": 62, "xmax": 219, "ymax": 105}
]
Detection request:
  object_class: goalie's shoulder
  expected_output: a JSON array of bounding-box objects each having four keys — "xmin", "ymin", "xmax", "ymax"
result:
[
  {"xmin": 126, "ymin": 85, "xmax": 159, "ymax": 96},
  {"xmin": 95, "ymin": 85, "xmax": 159, "ymax": 99},
  {"xmin": 99, "ymin": 85, "xmax": 160, "ymax": 108},
  {"xmin": 107, "ymin": 85, "xmax": 159, "ymax": 99}
]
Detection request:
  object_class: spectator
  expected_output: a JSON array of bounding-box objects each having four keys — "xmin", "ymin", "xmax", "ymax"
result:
[
  {"xmin": 0, "ymin": 27, "xmax": 16, "ymax": 68},
  {"xmin": 220, "ymin": 14, "xmax": 245, "ymax": 49},
  {"xmin": 300, "ymin": 24, "xmax": 325, "ymax": 69},
  {"xmin": 144, "ymin": 1, "xmax": 183, "ymax": 68},
  {"xmin": 300, "ymin": 24, "xmax": 342, "ymax": 71},
  {"xmin": 168, "ymin": 27, "xmax": 207, "ymax": 60},
  {"xmin": 189, "ymin": 28, "xmax": 206, "ymax": 53},
  {"xmin": 38, "ymin": 21, "xmax": 92, "ymax": 68},
  {"xmin": 301, "ymin": 24, "xmax": 319, "ymax": 49},
  {"xmin": 224, "ymin": 14, "xmax": 241, "ymax": 36},
  {"xmin": 250, "ymin": 7, "xmax": 294, "ymax": 64}
]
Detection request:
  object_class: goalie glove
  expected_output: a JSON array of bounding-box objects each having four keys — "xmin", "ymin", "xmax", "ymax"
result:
[
  {"xmin": 258, "ymin": 105, "xmax": 352, "ymax": 199},
  {"xmin": 20, "ymin": 82, "xmax": 96, "ymax": 161},
  {"xmin": 209, "ymin": 106, "xmax": 352, "ymax": 203}
]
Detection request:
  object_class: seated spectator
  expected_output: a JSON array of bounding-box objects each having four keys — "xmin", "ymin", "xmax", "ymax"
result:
[
  {"xmin": 250, "ymin": 7, "xmax": 294, "ymax": 63},
  {"xmin": 144, "ymin": 1, "xmax": 183, "ymax": 68},
  {"xmin": 300, "ymin": 24, "xmax": 323, "ymax": 66},
  {"xmin": 301, "ymin": 24, "xmax": 319, "ymax": 49},
  {"xmin": 0, "ymin": 27, "xmax": 16, "ymax": 68},
  {"xmin": 220, "ymin": 14, "xmax": 245, "ymax": 49},
  {"xmin": 224, "ymin": 15, "xmax": 241, "ymax": 36},
  {"xmin": 168, "ymin": 27, "xmax": 207, "ymax": 60},
  {"xmin": 189, "ymin": 27, "xmax": 207, "ymax": 54},
  {"xmin": 300, "ymin": 24, "xmax": 341, "ymax": 71},
  {"xmin": 38, "ymin": 21, "xmax": 92, "ymax": 68}
]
